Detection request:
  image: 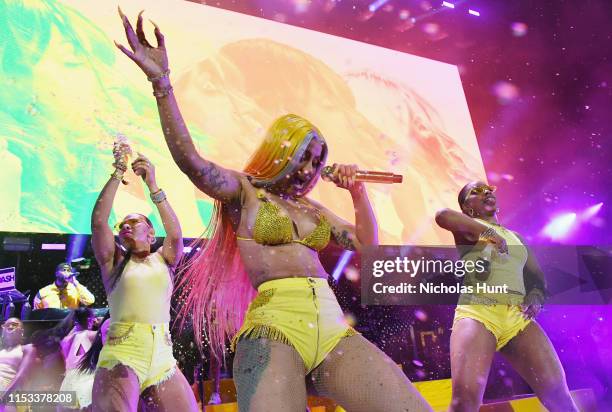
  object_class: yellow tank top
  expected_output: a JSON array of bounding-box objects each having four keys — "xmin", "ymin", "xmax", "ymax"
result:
[
  {"xmin": 108, "ymin": 250, "xmax": 172, "ymax": 324},
  {"xmin": 237, "ymin": 190, "xmax": 331, "ymax": 251},
  {"xmin": 459, "ymin": 219, "xmax": 528, "ymax": 305},
  {"xmin": 0, "ymin": 345, "xmax": 23, "ymax": 391}
]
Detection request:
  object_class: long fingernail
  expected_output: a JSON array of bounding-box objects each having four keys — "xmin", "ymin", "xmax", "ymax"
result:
[
  {"xmin": 118, "ymin": 5, "xmax": 125, "ymax": 18},
  {"xmin": 138, "ymin": 10, "xmax": 144, "ymax": 18},
  {"xmin": 149, "ymin": 19, "xmax": 160, "ymax": 30}
]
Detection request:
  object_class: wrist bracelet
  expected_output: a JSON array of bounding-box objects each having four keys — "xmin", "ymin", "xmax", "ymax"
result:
[
  {"xmin": 478, "ymin": 227, "xmax": 498, "ymax": 242},
  {"xmin": 113, "ymin": 161, "xmax": 127, "ymax": 172},
  {"xmin": 147, "ymin": 70, "xmax": 170, "ymax": 82},
  {"xmin": 110, "ymin": 170, "xmax": 124, "ymax": 182},
  {"xmin": 150, "ymin": 189, "xmax": 167, "ymax": 204},
  {"xmin": 153, "ymin": 85, "xmax": 173, "ymax": 98}
]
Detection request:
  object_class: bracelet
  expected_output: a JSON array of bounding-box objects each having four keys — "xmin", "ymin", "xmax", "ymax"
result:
[
  {"xmin": 150, "ymin": 189, "xmax": 167, "ymax": 203},
  {"xmin": 112, "ymin": 161, "xmax": 127, "ymax": 172},
  {"xmin": 153, "ymin": 85, "xmax": 173, "ymax": 98},
  {"xmin": 110, "ymin": 170, "xmax": 125, "ymax": 182},
  {"xmin": 147, "ymin": 70, "xmax": 170, "ymax": 82},
  {"xmin": 478, "ymin": 227, "xmax": 497, "ymax": 242}
]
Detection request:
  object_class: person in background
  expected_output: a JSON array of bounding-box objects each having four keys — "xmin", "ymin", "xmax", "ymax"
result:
[
  {"xmin": 33, "ymin": 263, "xmax": 95, "ymax": 310},
  {"xmin": 0, "ymin": 318, "xmax": 37, "ymax": 412},
  {"xmin": 58, "ymin": 308, "xmax": 98, "ymax": 412}
]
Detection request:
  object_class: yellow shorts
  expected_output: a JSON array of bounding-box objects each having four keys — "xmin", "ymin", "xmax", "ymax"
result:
[
  {"xmin": 97, "ymin": 322, "xmax": 176, "ymax": 392},
  {"xmin": 232, "ymin": 277, "xmax": 358, "ymax": 373},
  {"xmin": 453, "ymin": 305, "xmax": 531, "ymax": 351}
]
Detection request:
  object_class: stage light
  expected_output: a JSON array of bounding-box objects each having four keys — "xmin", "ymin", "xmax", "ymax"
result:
[
  {"xmin": 442, "ymin": 2, "xmax": 454, "ymax": 8},
  {"xmin": 41, "ymin": 243, "xmax": 66, "ymax": 250},
  {"xmin": 183, "ymin": 246, "xmax": 193, "ymax": 253},
  {"xmin": 468, "ymin": 9, "xmax": 480, "ymax": 16},
  {"xmin": 581, "ymin": 202, "xmax": 603, "ymax": 220},
  {"xmin": 67, "ymin": 234, "xmax": 88, "ymax": 261},
  {"xmin": 2, "ymin": 237, "xmax": 32, "ymax": 252},
  {"xmin": 511, "ymin": 22, "xmax": 528, "ymax": 37},
  {"xmin": 541, "ymin": 213, "xmax": 577, "ymax": 240},
  {"xmin": 368, "ymin": 0, "xmax": 390, "ymax": 13},
  {"xmin": 332, "ymin": 250, "xmax": 355, "ymax": 282},
  {"xmin": 292, "ymin": 0, "xmax": 310, "ymax": 14}
]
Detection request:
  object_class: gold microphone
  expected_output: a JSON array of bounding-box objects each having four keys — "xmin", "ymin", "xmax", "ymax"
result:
[{"xmin": 321, "ymin": 166, "xmax": 403, "ymax": 184}]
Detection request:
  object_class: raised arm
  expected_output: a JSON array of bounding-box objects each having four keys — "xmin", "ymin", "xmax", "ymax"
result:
[
  {"xmin": 435, "ymin": 208, "xmax": 489, "ymax": 242},
  {"xmin": 435, "ymin": 208, "xmax": 508, "ymax": 253},
  {"xmin": 91, "ymin": 142, "xmax": 127, "ymax": 275},
  {"xmin": 313, "ymin": 164, "xmax": 379, "ymax": 252},
  {"xmin": 72, "ymin": 279, "xmax": 96, "ymax": 306},
  {"xmin": 115, "ymin": 9, "xmax": 241, "ymax": 203},
  {"xmin": 131, "ymin": 153, "xmax": 183, "ymax": 267}
]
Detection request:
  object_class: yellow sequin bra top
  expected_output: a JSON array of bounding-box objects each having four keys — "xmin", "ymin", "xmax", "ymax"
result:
[{"xmin": 237, "ymin": 190, "xmax": 331, "ymax": 251}]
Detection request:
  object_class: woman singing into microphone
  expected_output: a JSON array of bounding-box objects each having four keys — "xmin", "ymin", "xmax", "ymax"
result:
[
  {"xmin": 115, "ymin": 10, "xmax": 431, "ymax": 412},
  {"xmin": 90, "ymin": 142, "xmax": 197, "ymax": 411}
]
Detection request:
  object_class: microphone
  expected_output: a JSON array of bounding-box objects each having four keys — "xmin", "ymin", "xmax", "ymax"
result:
[{"xmin": 321, "ymin": 166, "xmax": 403, "ymax": 184}]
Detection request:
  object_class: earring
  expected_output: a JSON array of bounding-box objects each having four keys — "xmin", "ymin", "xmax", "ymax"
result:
[{"xmin": 468, "ymin": 208, "xmax": 474, "ymax": 217}]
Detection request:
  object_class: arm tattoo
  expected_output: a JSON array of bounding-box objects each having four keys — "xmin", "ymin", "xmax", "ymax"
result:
[
  {"xmin": 199, "ymin": 163, "xmax": 228, "ymax": 192},
  {"xmin": 333, "ymin": 226, "xmax": 357, "ymax": 251}
]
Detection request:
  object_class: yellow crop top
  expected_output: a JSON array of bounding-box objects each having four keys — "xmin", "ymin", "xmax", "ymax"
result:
[{"xmin": 237, "ymin": 190, "xmax": 331, "ymax": 251}]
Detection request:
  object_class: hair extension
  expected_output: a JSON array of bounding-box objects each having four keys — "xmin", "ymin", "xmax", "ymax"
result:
[{"xmin": 77, "ymin": 312, "xmax": 110, "ymax": 373}]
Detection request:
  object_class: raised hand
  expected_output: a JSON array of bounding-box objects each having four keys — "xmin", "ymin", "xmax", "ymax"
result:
[
  {"xmin": 131, "ymin": 152, "xmax": 157, "ymax": 189},
  {"xmin": 327, "ymin": 163, "xmax": 361, "ymax": 192},
  {"xmin": 115, "ymin": 8, "xmax": 168, "ymax": 80}
]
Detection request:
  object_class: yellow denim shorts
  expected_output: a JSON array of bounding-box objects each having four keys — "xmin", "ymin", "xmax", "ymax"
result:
[
  {"xmin": 232, "ymin": 277, "xmax": 358, "ymax": 373},
  {"xmin": 453, "ymin": 304, "xmax": 531, "ymax": 351},
  {"xmin": 97, "ymin": 322, "xmax": 176, "ymax": 392}
]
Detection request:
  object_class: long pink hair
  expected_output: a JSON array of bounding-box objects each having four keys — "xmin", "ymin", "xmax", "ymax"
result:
[{"xmin": 175, "ymin": 114, "xmax": 324, "ymax": 360}]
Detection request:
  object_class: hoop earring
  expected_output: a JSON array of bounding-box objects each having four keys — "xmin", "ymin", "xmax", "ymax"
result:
[{"xmin": 468, "ymin": 208, "xmax": 474, "ymax": 217}]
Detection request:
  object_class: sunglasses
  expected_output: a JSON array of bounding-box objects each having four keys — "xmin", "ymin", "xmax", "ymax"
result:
[
  {"xmin": 114, "ymin": 217, "xmax": 149, "ymax": 233},
  {"xmin": 2, "ymin": 323, "xmax": 22, "ymax": 331},
  {"xmin": 466, "ymin": 184, "xmax": 496, "ymax": 198}
]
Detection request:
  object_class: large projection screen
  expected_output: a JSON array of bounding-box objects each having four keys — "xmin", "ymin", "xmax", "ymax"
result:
[{"xmin": 0, "ymin": 0, "xmax": 485, "ymax": 244}]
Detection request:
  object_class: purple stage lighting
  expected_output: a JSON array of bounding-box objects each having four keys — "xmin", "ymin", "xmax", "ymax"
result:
[
  {"xmin": 541, "ymin": 213, "xmax": 577, "ymax": 240},
  {"xmin": 581, "ymin": 202, "xmax": 604, "ymax": 220},
  {"xmin": 332, "ymin": 250, "xmax": 355, "ymax": 282},
  {"xmin": 368, "ymin": 0, "xmax": 390, "ymax": 13}
]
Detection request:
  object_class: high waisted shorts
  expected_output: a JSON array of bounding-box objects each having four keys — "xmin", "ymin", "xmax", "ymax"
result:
[
  {"xmin": 97, "ymin": 322, "xmax": 176, "ymax": 392},
  {"xmin": 453, "ymin": 305, "xmax": 532, "ymax": 351},
  {"xmin": 60, "ymin": 369, "xmax": 95, "ymax": 408},
  {"xmin": 232, "ymin": 277, "xmax": 358, "ymax": 373}
]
